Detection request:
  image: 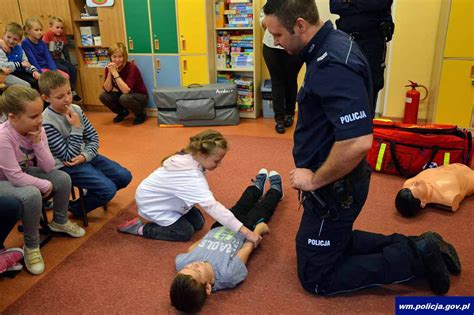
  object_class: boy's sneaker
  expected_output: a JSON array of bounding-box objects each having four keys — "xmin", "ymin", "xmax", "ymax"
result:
[
  {"xmin": 0, "ymin": 248, "xmax": 24, "ymax": 273},
  {"xmin": 252, "ymin": 168, "xmax": 268, "ymax": 192},
  {"xmin": 269, "ymin": 170, "xmax": 284, "ymax": 199},
  {"xmin": 23, "ymin": 246, "xmax": 44, "ymax": 275},
  {"xmin": 49, "ymin": 220, "xmax": 85, "ymax": 238},
  {"xmin": 118, "ymin": 217, "xmax": 144, "ymax": 235}
]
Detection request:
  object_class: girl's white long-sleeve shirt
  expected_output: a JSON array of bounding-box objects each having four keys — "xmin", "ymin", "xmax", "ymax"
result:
[
  {"xmin": 0, "ymin": 121, "xmax": 55, "ymax": 193},
  {"xmin": 135, "ymin": 153, "xmax": 243, "ymax": 233}
]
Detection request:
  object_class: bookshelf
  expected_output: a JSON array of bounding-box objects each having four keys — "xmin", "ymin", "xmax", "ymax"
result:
[
  {"xmin": 213, "ymin": 0, "xmax": 261, "ymax": 119},
  {"xmin": 69, "ymin": 0, "xmax": 125, "ymax": 108}
]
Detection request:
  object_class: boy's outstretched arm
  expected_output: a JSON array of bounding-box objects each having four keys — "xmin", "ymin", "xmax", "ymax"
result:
[{"xmin": 236, "ymin": 223, "xmax": 270, "ymax": 265}]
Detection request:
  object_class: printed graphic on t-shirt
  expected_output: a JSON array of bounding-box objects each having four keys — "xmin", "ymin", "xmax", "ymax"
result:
[
  {"xmin": 198, "ymin": 227, "xmax": 240, "ymax": 254},
  {"xmin": 49, "ymin": 41, "xmax": 64, "ymax": 59}
]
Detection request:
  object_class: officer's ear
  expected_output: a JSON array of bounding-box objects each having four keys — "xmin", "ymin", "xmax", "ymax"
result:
[{"xmin": 294, "ymin": 17, "xmax": 307, "ymax": 34}]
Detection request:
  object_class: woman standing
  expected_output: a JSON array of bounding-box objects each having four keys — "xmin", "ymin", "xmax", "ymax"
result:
[{"xmin": 261, "ymin": 7, "xmax": 303, "ymax": 134}]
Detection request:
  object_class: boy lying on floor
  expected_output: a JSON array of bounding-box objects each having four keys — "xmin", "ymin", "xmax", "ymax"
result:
[{"xmin": 170, "ymin": 169, "xmax": 283, "ymax": 313}]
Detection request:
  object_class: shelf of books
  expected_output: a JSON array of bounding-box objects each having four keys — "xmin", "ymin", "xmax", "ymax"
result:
[{"xmin": 214, "ymin": 0, "xmax": 261, "ymax": 118}]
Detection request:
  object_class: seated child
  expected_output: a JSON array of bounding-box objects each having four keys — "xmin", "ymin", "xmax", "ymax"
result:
[
  {"xmin": 0, "ymin": 85, "xmax": 85, "ymax": 275},
  {"xmin": 0, "ymin": 196, "xmax": 24, "ymax": 275},
  {"xmin": 0, "ymin": 22, "xmax": 40, "ymax": 89},
  {"xmin": 170, "ymin": 169, "xmax": 283, "ymax": 313},
  {"xmin": 21, "ymin": 18, "xmax": 69, "ymax": 84},
  {"xmin": 42, "ymin": 16, "xmax": 81, "ymax": 102},
  {"xmin": 39, "ymin": 71, "xmax": 132, "ymax": 217},
  {"xmin": 118, "ymin": 130, "xmax": 262, "ymax": 246}
]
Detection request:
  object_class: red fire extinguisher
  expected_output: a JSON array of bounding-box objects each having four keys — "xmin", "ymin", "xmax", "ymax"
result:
[{"xmin": 403, "ymin": 80, "xmax": 428, "ymax": 124}]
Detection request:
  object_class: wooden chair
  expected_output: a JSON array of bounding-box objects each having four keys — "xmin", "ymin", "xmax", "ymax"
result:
[{"xmin": 71, "ymin": 186, "xmax": 108, "ymax": 227}]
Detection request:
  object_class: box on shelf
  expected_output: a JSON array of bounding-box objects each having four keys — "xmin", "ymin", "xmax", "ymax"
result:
[
  {"xmin": 93, "ymin": 36, "xmax": 101, "ymax": 46},
  {"xmin": 79, "ymin": 26, "xmax": 99, "ymax": 35},
  {"xmin": 81, "ymin": 35, "xmax": 94, "ymax": 46},
  {"xmin": 261, "ymin": 79, "xmax": 274, "ymax": 118}
]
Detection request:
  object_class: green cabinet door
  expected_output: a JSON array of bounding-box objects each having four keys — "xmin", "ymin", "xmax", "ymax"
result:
[
  {"xmin": 123, "ymin": 0, "xmax": 152, "ymax": 53},
  {"xmin": 150, "ymin": 0, "xmax": 178, "ymax": 53}
]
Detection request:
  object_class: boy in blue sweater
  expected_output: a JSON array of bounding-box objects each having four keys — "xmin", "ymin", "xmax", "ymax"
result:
[{"xmin": 39, "ymin": 71, "xmax": 132, "ymax": 217}]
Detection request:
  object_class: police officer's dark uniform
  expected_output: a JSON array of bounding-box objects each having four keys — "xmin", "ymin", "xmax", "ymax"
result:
[
  {"xmin": 330, "ymin": 0, "xmax": 394, "ymax": 117},
  {"xmin": 294, "ymin": 21, "xmax": 425, "ymax": 295}
]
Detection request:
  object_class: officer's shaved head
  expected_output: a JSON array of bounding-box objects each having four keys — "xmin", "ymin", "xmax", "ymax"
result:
[{"xmin": 263, "ymin": 0, "xmax": 319, "ymax": 34}]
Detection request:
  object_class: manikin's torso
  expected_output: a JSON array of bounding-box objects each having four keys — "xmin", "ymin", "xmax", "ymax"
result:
[{"xmin": 403, "ymin": 164, "xmax": 474, "ymax": 210}]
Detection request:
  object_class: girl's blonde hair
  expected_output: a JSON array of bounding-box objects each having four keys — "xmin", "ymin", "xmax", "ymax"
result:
[
  {"xmin": 0, "ymin": 85, "xmax": 40, "ymax": 116},
  {"xmin": 161, "ymin": 130, "xmax": 228, "ymax": 164},
  {"xmin": 108, "ymin": 42, "xmax": 128, "ymax": 62},
  {"xmin": 23, "ymin": 17, "xmax": 43, "ymax": 33}
]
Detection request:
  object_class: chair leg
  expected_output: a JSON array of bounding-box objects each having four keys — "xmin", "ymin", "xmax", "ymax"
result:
[
  {"xmin": 103, "ymin": 202, "xmax": 108, "ymax": 211},
  {"xmin": 39, "ymin": 201, "xmax": 53, "ymax": 247},
  {"xmin": 78, "ymin": 187, "xmax": 88, "ymax": 227}
]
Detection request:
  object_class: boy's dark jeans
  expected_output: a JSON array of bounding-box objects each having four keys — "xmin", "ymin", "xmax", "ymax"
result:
[
  {"xmin": 62, "ymin": 155, "xmax": 132, "ymax": 214},
  {"xmin": 212, "ymin": 185, "xmax": 282, "ymax": 230}
]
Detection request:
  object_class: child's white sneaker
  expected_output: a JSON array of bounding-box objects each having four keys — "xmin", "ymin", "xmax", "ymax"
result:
[
  {"xmin": 252, "ymin": 168, "xmax": 268, "ymax": 192},
  {"xmin": 269, "ymin": 170, "xmax": 284, "ymax": 200},
  {"xmin": 24, "ymin": 246, "xmax": 44, "ymax": 275},
  {"xmin": 49, "ymin": 220, "xmax": 85, "ymax": 238}
]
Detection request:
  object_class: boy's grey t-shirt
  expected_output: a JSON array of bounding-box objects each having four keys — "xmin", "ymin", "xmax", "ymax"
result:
[{"xmin": 176, "ymin": 226, "xmax": 248, "ymax": 291}]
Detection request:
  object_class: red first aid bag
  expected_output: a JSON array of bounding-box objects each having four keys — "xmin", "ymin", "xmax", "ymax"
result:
[{"xmin": 367, "ymin": 120, "xmax": 472, "ymax": 177}]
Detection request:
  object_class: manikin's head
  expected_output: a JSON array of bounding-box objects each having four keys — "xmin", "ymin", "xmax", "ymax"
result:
[{"xmin": 395, "ymin": 188, "xmax": 422, "ymax": 217}]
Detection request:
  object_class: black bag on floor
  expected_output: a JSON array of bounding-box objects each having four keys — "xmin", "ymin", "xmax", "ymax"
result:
[{"xmin": 153, "ymin": 83, "xmax": 239, "ymax": 126}]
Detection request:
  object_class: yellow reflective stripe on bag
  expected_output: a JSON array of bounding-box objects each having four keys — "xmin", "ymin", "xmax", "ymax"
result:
[
  {"xmin": 444, "ymin": 152, "xmax": 450, "ymax": 165},
  {"xmin": 375, "ymin": 143, "xmax": 387, "ymax": 171}
]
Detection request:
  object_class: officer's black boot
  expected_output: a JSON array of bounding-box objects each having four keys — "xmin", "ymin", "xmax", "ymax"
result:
[
  {"xmin": 414, "ymin": 237, "xmax": 450, "ymax": 294},
  {"xmin": 275, "ymin": 120, "xmax": 285, "ymax": 134},
  {"xmin": 411, "ymin": 232, "xmax": 461, "ymax": 275},
  {"xmin": 284, "ymin": 115, "xmax": 294, "ymax": 128}
]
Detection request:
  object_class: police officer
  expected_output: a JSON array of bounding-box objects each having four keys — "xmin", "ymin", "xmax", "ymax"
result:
[
  {"xmin": 262, "ymin": 0, "xmax": 458, "ymax": 296},
  {"xmin": 330, "ymin": 0, "xmax": 394, "ymax": 117}
]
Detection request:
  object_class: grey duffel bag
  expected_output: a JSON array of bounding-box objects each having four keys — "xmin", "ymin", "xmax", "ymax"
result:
[{"xmin": 153, "ymin": 83, "xmax": 239, "ymax": 126}]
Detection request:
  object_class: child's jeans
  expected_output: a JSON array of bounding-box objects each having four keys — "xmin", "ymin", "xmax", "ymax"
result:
[
  {"xmin": 61, "ymin": 155, "xmax": 132, "ymax": 214},
  {"xmin": 142, "ymin": 207, "xmax": 205, "ymax": 242},
  {"xmin": 55, "ymin": 59, "xmax": 77, "ymax": 91},
  {"xmin": 10, "ymin": 72, "xmax": 39, "ymax": 90},
  {"xmin": 0, "ymin": 168, "xmax": 71, "ymax": 248},
  {"xmin": 5, "ymin": 74, "xmax": 31, "ymax": 87},
  {"xmin": 0, "ymin": 196, "xmax": 21, "ymax": 249}
]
